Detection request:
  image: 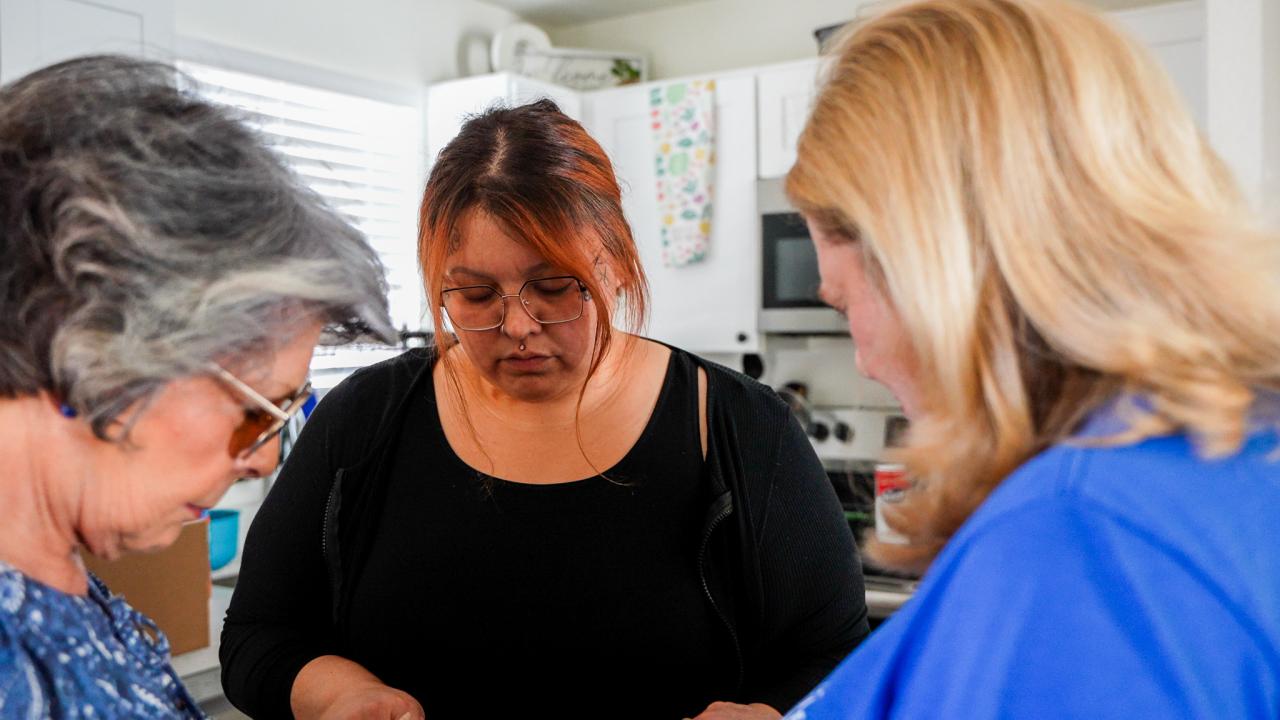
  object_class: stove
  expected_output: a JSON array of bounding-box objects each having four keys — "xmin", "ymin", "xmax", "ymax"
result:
[
  {"xmin": 806, "ymin": 406, "xmax": 907, "ymax": 468},
  {"xmin": 799, "ymin": 404, "xmax": 921, "ymax": 595}
]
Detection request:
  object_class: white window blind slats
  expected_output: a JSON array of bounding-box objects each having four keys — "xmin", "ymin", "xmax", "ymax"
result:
[
  {"xmin": 273, "ymin": 144, "xmax": 410, "ymax": 175},
  {"xmin": 178, "ymin": 60, "xmax": 424, "ymax": 334}
]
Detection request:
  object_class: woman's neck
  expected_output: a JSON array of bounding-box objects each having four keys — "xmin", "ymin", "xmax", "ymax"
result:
[{"xmin": 0, "ymin": 396, "xmax": 90, "ymax": 595}]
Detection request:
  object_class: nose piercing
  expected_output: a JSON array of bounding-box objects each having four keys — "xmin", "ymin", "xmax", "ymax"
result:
[{"xmin": 519, "ymin": 342, "xmax": 526, "ymax": 351}]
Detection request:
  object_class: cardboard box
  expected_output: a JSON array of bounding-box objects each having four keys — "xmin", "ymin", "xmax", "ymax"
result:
[{"xmin": 81, "ymin": 519, "xmax": 212, "ymax": 656}]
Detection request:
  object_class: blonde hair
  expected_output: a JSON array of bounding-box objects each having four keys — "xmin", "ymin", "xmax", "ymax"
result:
[{"xmin": 787, "ymin": 0, "xmax": 1280, "ymax": 572}]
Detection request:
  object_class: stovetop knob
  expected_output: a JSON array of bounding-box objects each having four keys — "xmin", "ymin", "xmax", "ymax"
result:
[
  {"xmin": 810, "ymin": 421, "xmax": 830, "ymax": 441},
  {"xmin": 834, "ymin": 421, "xmax": 853, "ymax": 443}
]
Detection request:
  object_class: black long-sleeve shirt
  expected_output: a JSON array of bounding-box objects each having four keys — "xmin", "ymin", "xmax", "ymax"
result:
[{"xmin": 220, "ymin": 346, "xmax": 868, "ymax": 719}]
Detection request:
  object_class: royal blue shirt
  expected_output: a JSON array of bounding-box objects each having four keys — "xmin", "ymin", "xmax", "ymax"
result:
[
  {"xmin": 787, "ymin": 406, "xmax": 1280, "ymax": 719},
  {"xmin": 0, "ymin": 563, "xmax": 203, "ymax": 719}
]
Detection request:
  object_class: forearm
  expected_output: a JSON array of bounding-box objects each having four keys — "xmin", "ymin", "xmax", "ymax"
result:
[{"xmin": 290, "ymin": 655, "xmax": 391, "ymax": 718}]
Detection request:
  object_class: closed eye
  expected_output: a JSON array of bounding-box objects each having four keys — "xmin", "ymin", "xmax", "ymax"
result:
[{"xmin": 527, "ymin": 277, "xmax": 577, "ymax": 297}]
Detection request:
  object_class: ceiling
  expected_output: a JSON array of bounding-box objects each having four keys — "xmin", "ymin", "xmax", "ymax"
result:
[
  {"xmin": 486, "ymin": 0, "xmax": 1174, "ymax": 29},
  {"xmin": 483, "ymin": 0, "xmax": 707, "ymax": 27}
]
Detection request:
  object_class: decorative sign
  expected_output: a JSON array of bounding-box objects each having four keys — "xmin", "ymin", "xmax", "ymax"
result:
[{"xmin": 513, "ymin": 48, "xmax": 647, "ymax": 91}]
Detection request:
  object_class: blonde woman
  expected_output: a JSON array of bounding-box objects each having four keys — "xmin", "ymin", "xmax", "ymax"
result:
[{"xmin": 783, "ymin": 0, "xmax": 1280, "ymax": 717}]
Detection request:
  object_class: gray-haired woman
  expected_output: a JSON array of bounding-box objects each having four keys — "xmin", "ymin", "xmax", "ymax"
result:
[{"xmin": 0, "ymin": 55, "xmax": 395, "ymax": 719}]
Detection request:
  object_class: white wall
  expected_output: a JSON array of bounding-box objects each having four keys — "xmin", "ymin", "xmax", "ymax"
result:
[
  {"xmin": 1265, "ymin": 0, "xmax": 1280, "ymax": 222},
  {"xmin": 174, "ymin": 0, "xmax": 517, "ymax": 87},
  {"xmin": 1206, "ymin": 0, "xmax": 1266, "ymax": 211},
  {"xmin": 549, "ymin": 0, "xmax": 1171, "ymax": 80},
  {"xmin": 550, "ymin": 0, "xmax": 869, "ymax": 80}
]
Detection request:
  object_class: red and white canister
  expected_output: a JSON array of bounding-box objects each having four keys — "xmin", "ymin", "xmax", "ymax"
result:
[{"xmin": 874, "ymin": 463, "xmax": 910, "ymax": 544}]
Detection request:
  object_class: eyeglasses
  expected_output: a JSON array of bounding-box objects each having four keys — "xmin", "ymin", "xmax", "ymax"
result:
[
  {"xmin": 440, "ymin": 275, "xmax": 588, "ymax": 332},
  {"xmin": 208, "ymin": 363, "xmax": 313, "ymax": 460}
]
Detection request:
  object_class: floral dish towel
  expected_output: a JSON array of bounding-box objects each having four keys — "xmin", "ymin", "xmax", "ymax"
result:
[{"xmin": 650, "ymin": 79, "xmax": 715, "ymax": 267}]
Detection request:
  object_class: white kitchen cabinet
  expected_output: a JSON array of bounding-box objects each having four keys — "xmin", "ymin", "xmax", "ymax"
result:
[
  {"xmin": 753, "ymin": 3, "xmax": 1207, "ymax": 179},
  {"xmin": 586, "ymin": 74, "xmax": 760, "ymax": 354},
  {"xmin": 756, "ymin": 59, "xmax": 822, "ymax": 179},
  {"xmin": 0, "ymin": 0, "xmax": 174, "ymax": 84},
  {"xmin": 425, "ymin": 72, "xmax": 584, "ymax": 164},
  {"xmin": 1112, "ymin": 0, "xmax": 1207, "ymax": 129}
]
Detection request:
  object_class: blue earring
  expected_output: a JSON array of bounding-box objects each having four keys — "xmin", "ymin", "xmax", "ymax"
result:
[{"xmin": 59, "ymin": 403, "xmax": 78, "ymax": 419}]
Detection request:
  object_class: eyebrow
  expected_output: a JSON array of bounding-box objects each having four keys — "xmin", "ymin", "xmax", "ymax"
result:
[{"xmin": 447, "ymin": 261, "xmax": 556, "ymax": 282}]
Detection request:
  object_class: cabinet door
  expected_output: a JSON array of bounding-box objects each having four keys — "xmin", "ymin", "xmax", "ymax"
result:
[
  {"xmin": 756, "ymin": 59, "xmax": 821, "ymax": 179},
  {"xmin": 510, "ymin": 75, "xmax": 583, "ymax": 121},
  {"xmin": 1111, "ymin": 1, "xmax": 1207, "ymax": 129},
  {"xmin": 425, "ymin": 74, "xmax": 512, "ymax": 163},
  {"xmin": 0, "ymin": 0, "xmax": 174, "ymax": 84},
  {"xmin": 426, "ymin": 73, "xmax": 585, "ymax": 164},
  {"xmin": 588, "ymin": 74, "xmax": 760, "ymax": 354}
]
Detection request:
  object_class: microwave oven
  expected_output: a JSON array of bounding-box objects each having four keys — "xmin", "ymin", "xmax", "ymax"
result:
[{"xmin": 757, "ymin": 178, "xmax": 847, "ymax": 334}]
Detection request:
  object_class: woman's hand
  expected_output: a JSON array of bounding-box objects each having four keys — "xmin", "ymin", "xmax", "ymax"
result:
[
  {"xmin": 314, "ymin": 684, "xmax": 424, "ymax": 720},
  {"xmin": 689, "ymin": 701, "xmax": 783, "ymax": 720},
  {"xmin": 292, "ymin": 655, "xmax": 424, "ymax": 720}
]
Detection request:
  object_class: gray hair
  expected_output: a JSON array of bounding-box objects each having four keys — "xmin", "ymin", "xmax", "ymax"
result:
[{"xmin": 0, "ymin": 55, "xmax": 396, "ymax": 440}]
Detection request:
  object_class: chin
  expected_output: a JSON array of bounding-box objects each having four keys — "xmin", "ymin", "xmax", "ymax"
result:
[
  {"xmin": 121, "ymin": 520, "xmax": 187, "ymax": 556},
  {"xmin": 509, "ymin": 369, "xmax": 582, "ymax": 398}
]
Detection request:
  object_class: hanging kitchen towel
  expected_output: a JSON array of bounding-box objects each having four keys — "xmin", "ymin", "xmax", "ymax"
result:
[{"xmin": 650, "ymin": 79, "xmax": 715, "ymax": 267}]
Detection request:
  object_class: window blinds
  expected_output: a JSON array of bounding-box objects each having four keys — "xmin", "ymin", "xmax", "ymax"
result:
[{"xmin": 178, "ymin": 61, "xmax": 425, "ymax": 337}]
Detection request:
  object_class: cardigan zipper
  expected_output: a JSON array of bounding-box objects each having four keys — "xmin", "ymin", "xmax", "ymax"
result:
[
  {"xmin": 698, "ymin": 495, "xmax": 744, "ymax": 693},
  {"xmin": 322, "ymin": 469, "xmax": 344, "ymax": 625}
]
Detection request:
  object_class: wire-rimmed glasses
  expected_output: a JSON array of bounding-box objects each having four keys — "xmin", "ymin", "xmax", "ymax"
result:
[
  {"xmin": 208, "ymin": 363, "xmax": 313, "ymax": 460},
  {"xmin": 441, "ymin": 275, "xmax": 588, "ymax": 332}
]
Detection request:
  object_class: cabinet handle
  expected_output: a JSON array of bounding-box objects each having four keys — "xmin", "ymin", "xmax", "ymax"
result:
[{"xmin": 736, "ymin": 332, "xmax": 749, "ymax": 343}]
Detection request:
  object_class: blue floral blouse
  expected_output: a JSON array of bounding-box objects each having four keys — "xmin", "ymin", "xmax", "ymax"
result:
[{"xmin": 0, "ymin": 561, "xmax": 204, "ymax": 719}]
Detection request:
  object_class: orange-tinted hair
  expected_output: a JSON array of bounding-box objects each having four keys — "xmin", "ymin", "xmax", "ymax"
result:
[
  {"xmin": 419, "ymin": 101, "xmax": 649, "ymax": 478},
  {"xmin": 419, "ymin": 99, "xmax": 647, "ymax": 371}
]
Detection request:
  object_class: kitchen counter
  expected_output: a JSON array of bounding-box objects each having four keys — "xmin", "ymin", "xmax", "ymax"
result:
[
  {"xmin": 864, "ymin": 576, "xmax": 915, "ymax": 619},
  {"xmin": 172, "ymin": 581, "xmax": 912, "ymax": 711},
  {"xmin": 865, "ymin": 587, "xmax": 912, "ymax": 619}
]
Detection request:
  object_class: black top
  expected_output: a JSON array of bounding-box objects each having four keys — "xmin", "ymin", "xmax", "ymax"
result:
[
  {"xmin": 348, "ymin": 350, "xmax": 732, "ymax": 718},
  {"xmin": 221, "ymin": 345, "xmax": 868, "ymax": 719}
]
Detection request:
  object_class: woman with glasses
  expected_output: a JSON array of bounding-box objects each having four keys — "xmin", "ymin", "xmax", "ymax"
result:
[
  {"xmin": 221, "ymin": 100, "xmax": 869, "ymax": 720},
  {"xmin": 0, "ymin": 56, "xmax": 393, "ymax": 718},
  {"xmin": 780, "ymin": 0, "xmax": 1280, "ymax": 718}
]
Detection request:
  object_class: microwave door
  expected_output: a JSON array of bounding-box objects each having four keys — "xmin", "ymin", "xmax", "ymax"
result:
[{"xmin": 759, "ymin": 211, "xmax": 848, "ymax": 334}]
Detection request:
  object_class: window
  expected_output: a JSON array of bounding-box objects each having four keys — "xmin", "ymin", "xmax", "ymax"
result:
[{"xmin": 177, "ymin": 54, "xmax": 425, "ymax": 362}]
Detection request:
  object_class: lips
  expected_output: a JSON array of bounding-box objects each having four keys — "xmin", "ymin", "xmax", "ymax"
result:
[
  {"xmin": 186, "ymin": 503, "xmax": 209, "ymax": 519},
  {"xmin": 502, "ymin": 353, "xmax": 551, "ymax": 371}
]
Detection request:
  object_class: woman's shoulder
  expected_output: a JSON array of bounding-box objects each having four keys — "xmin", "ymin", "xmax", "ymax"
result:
[
  {"xmin": 1, "ymin": 562, "xmax": 49, "ymax": 638},
  {"xmin": 308, "ymin": 347, "xmax": 435, "ymax": 428},
  {"xmin": 0, "ymin": 565, "xmax": 69, "ymax": 716},
  {"xmin": 324, "ymin": 347, "xmax": 435, "ymax": 404},
  {"xmin": 663, "ymin": 343, "xmax": 788, "ymax": 417},
  {"xmin": 989, "ymin": 414, "xmax": 1280, "ymax": 524},
  {"xmin": 949, "ymin": 426, "xmax": 1280, "ymax": 628},
  {"xmin": 0, "ymin": 566, "xmax": 196, "ymax": 718},
  {"xmin": 0, "ymin": 566, "xmax": 110, "ymax": 715},
  {"xmin": 294, "ymin": 347, "xmax": 438, "ymax": 472}
]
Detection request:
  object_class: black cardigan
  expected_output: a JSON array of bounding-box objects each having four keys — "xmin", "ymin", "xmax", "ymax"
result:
[{"xmin": 219, "ymin": 347, "xmax": 869, "ymax": 718}]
